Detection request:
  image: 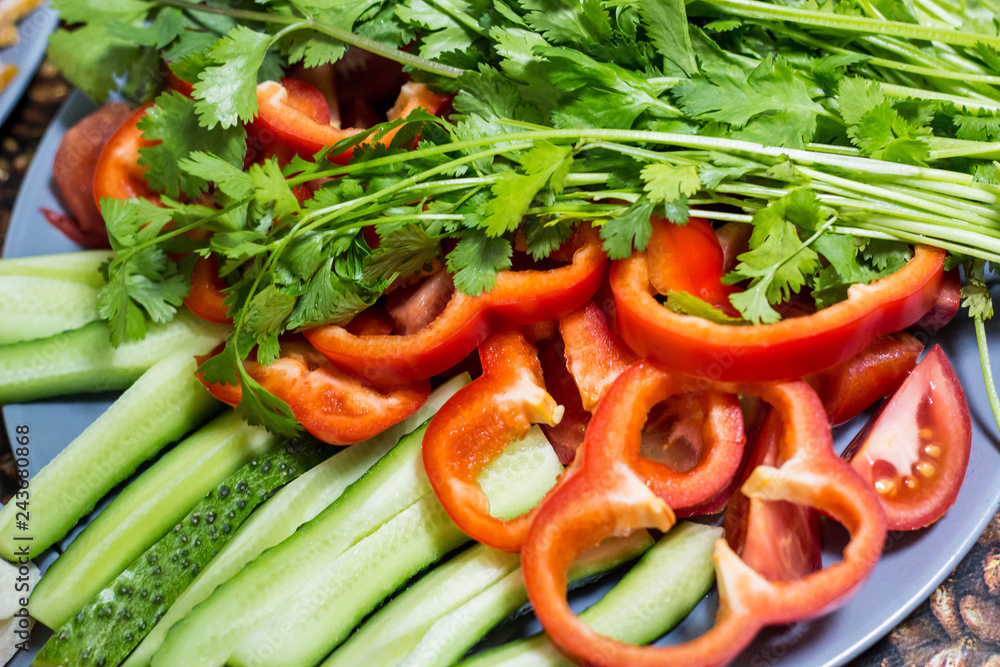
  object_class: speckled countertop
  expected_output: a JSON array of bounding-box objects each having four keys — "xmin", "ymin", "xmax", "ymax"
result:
[{"xmin": 1, "ymin": 62, "xmax": 999, "ymax": 667}]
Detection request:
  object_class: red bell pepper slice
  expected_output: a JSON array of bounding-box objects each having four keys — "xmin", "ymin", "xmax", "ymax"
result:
[
  {"xmin": 558, "ymin": 301, "xmax": 636, "ymax": 412},
  {"xmin": 184, "ymin": 254, "xmax": 232, "ymax": 324},
  {"xmin": 421, "ymin": 329, "xmax": 564, "ymax": 551},
  {"xmin": 613, "ymin": 216, "xmax": 946, "ymax": 382},
  {"xmin": 804, "ymin": 332, "xmax": 923, "ymax": 425},
  {"xmin": 93, "ymin": 103, "xmax": 159, "ymax": 207},
  {"xmin": 522, "ymin": 378, "xmax": 887, "ymax": 667},
  {"xmin": 304, "ymin": 226, "xmax": 607, "ymax": 384},
  {"xmin": 196, "ymin": 337, "xmax": 430, "ymax": 445},
  {"xmin": 247, "ymin": 79, "xmax": 449, "ymax": 166},
  {"xmin": 646, "ymin": 216, "xmax": 737, "ymax": 315},
  {"xmin": 723, "ymin": 408, "xmax": 822, "ymax": 582}
]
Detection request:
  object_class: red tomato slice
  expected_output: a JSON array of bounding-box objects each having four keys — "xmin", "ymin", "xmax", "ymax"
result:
[
  {"xmin": 93, "ymin": 103, "xmax": 159, "ymax": 206},
  {"xmin": 844, "ymin": 345, "xmax": 971, "ymax": 531}
]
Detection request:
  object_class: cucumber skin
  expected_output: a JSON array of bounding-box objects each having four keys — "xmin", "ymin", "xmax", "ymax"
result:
[
  {"xmin": 31, "ymin": 412, "xmax": 279, "ymax": 629},
  {"xmin": 459, "ymin": 522, "xmax": 721, "ymax": 667},
  {"xmin": 0, "ymin": 310, "xmax": 229, "ymax": 404},
  {"xmin": 150, "ymin": 424, "xmax": 437, "ymax": 667},
  {"xmin": 122, "ymin": 374, "xmax": 470, "ymax": 667},
  {"xmin": 0, "ymin": 276, "xmax": 99, "ymax": 344},
  {"xmin": 0, "ymin": 250, "xmax": 112, "ymax": 286},
  {"xmin": 35, "ymin": 441, "xmax": 331, "ymax": 667},
  {"xmin": 0, "ymin": 350, "xmax": 224, "ymax": 560}
]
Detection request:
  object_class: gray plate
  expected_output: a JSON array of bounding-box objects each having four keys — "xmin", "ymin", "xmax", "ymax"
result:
[
  {"xmin": 3, "ymin": 91, "xmax": 1000, "ymax": 667},
  {"xmin": 0, "ymin": 4, "xmax": 58, "ymax": 130}
]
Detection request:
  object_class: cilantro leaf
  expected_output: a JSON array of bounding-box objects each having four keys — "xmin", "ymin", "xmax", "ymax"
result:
[
  {"xmin": 288, "ymin": 260, "xmax": 380, "ymax": 329},
  {"xmin": 52, "ymin": 0, "xmax": 147, "ymax": 24},
  {"xmin": 600, "ymin": 197, "xmax": 655, "ymax": 260},
  {"xmin": 665, "ymin": 291, "xmax": 743, "ymax": 324},
  {"xmin": 242, "ymin": 284, "xmax": 297, "ymax": 366},
  {"xmin": 179, "ymin": 152, "xmax": 255, "ymax": 201},
  {"xmin": 519, "ymin": 0, "xmax": 612, "ymax": 46},
  {"xmin": 138, "ymin": 91, "xmax": 248, "ymax": 198},
  {"xmin": 107, "ymin": 7, "xmax": 185, "ymax": 48},
  {"xmin": 364, "ymin": 225, "xmax": 442, "ymax": 283},
  {"xmin": 641, "ymin": 164, "xmax": 700, "ymax": 205},
  {"xmin": 674, "ymin": 56, "xmax": 824, "ymax": 149},
  {"xmin": 637, "ymin": 0, "xmax": 697, "ymax": 75},
  {"xmin": 725, "ymin": 191, "xmax": 823, "ymax": 323},
  {"xmin": 249, "ymin": 159, "xmax": 301, "ymax": 221},
  {"xmin": 48, "ymin": 25, "xmax": 145, "ymax": 103},
  {"xmin": 524, "ymin": 218, "xmax": 573, "ymax": 260},
  {"xmin": 447, "ymin": 231, "xmax": 512, "ymax": 295},
  {"xmin": 194, "ymin": 26, "xmax": 273, "ymax": 129},
  {"xmin": 483, "ymin": 141, "xmax": 572, "ymax": 236}
]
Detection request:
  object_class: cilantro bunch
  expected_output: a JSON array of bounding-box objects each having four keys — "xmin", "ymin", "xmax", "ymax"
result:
[{"xmin": 49, "ymin": 0, "xmax": 1000, "ymax": 431}]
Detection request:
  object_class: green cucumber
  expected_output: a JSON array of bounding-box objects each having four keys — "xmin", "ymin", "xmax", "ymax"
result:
[
  {"xmin": 0, "ymin": 310, "xmax": 228, "ymax": 404},
  {"xmin": 31, "ymin": 411, "xmax": 279, "ymax": 629},
  {"xmin": 152, "ymin": 426, "xmax": 561, "ymax": 667},
  {"xmin": 229, "ymin": 427, "xmax": 562, "ymax": 667},
  {"xmin": 326, "ymin": 532, "xmax": 654, "ymax": 667},
  {"xmin": 0, "ymin": 349, "xmax": 225, "ymax": 559},
  {"xmin": 0, "ymin": 276, "xmax": 99, "ymax": 344},
  {"xmin": 35, "ymin": 441, "xmax": 331, "ymax": 667},
  {"xmin": 0, "ymin": 250, "xmax": 112, "ymax": 286},
  {"xmin": 123, "ymin": 374, "xmax": 469, "ymax": 667},
  {"xmin": 459, "ymin": 522, "xmax": 721, "ymax": 667}
]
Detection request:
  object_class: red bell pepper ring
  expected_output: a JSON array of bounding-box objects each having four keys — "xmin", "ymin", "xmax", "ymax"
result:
[
  {"xmin": 304, "ymin": 225, "xmax": 607, "ymax": 384},
  {"xmin": 197, "ymin": 337, "xmax": 430, "ymax": 445},
  {"xmin": 558, "ymin": 300, "xmax": 636, "ymax": 412},
  {"xmin": 421, "ymin": 329, "xmax": 564, "ymax": 551},
  {"xmin": 646, "ymin": 216, "xmax": 738, "ymax": 315},
  {"xmin": 613, "ymin": 218, "xmax": 946, "ymax": 381},
  {"xmin": 184, "ymin": 254, "xmax": 232, "ymax": 324},
  {"xmin": 522, "ymin": 377, "xmax": 887, "ymax": 667},
  {"xmin": 248, "ymin": 79, "xmax": 449, "ymax": 166},
  {"xmin": 93, "ymin": 103, "xmax": 159, "ymax": 206},
  {"xmin": 723, "ymin": 408, "xmax": 822, "ymax": 582},
  {"xmin": 804, "ymin": 331, "xmax": 923, "ymax": 425}
]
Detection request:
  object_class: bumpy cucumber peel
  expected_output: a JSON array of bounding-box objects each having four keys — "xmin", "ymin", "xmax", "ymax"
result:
[{"xmin": 35, "ymin": 440, "xmax": 330, "ymax": 667}]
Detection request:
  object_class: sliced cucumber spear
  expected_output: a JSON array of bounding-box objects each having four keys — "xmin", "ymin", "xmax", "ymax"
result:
[
  {"xmin": 227, "ymin": 427, "xmax": 563, "ymax": 667},
  {"xmin": 0, "ymin": 348, "xmax": 225, "ymax": 559},
  {"xmin": 0, "ymin": 276, "xmax": 99, "ymax": 344},
  {"xmin": 35, "ymin": 440, "xmax": 332, "ymax": 667},
  {"xmin": 122, "ymin": 374, "xmax": 469, "ymax": 667},
  {"xmin": 0, "ymin": 250, "xmax": 112, "ymax": 286},
  {"xmin": 325, "ymin": 532, "xmax": 654, "ymax": 667},
  {"xmin": 458, "ymin": 522, "xmax": 721, "ymax": 667},
  {"xmin": 152, "ymin": 425, "xmax": 562, "ymax": 667},
  {"xmin": 31, "ymin": 411, "xmax": 280, "ymax": 629},
  {"xmin": 0, "ymin": 310, "xmax": 229, "ymax": 404}
]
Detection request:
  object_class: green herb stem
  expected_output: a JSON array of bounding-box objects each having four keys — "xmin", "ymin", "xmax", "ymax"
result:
[{"xmin": 975, "ymin": 316, "xmax": 1000, "ymax": 435}]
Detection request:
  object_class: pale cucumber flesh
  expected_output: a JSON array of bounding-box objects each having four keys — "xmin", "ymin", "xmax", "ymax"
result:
[
  {"xmin": 0, "ymin": 350, "xmax": 224, "ymax": 559},
  {"xmin": 229, "ymin": 427, "xmax": 563, "ymax": 667},
  {"xmin": 31, "ymin": 411, "xmax": 279, "ymax": 629},
  {"xmin": 0, "ymin": 276, "xmax": 99, "ymax": 344},
  {"xmin": 0, "ymin": 250, "xmax": 112, "ymax": 286},
  {"xmin": 122, "ymin": 375, "xmax": 469, "ymax": 667},
  {"xmin": 329, "ymin": 532, "xmax": 654, "ymax": 667},
  {"xmin": 0, "ymin": 310, "xmax": 229, "ymax": 404},
  {"xmin": 459, "ymin": 522, "xmax": 721, "ymax": 667}
]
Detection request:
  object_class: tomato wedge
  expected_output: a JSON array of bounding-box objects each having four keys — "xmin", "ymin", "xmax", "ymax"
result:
[
  {"xmin": 843, "ymin": 345, "xmax": 971, "ymax": 530},
  {"xmin": 184, "ymin": 254, "xmax": 231, "ymax": 324},
  {"xmin": 197, "ymin": 337, "xmax": 430, "ymax": 445}
]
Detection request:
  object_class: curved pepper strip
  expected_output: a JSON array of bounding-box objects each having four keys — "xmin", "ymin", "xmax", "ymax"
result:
[
  {"xmin": 184, "ymin": 254, "xmax": 232, "ymax": 324},
  {"xmin": 522, "ymin": 374, "xmax": 887, "ymax": 667},
  {"xmin": 558, "ymin": 300, "xmax": 636, "ymax": 412},
  {"xmin": 93, "ymin": 103, "xmax": 159, "ymax": 206},
  {"xmin": 197, "ymin": 337, "xmax": 430, "ymax": 445},
  {"xmin": 422, "ymin": 329, "xmax": 564, "ymax": 551},
  {"xmin": 305, "ymin": 226, "xmax": 607, "ymax": 384},
  {"xmin": 612, "ymin": 217, "xmax": 945, "ymax": 382}
]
